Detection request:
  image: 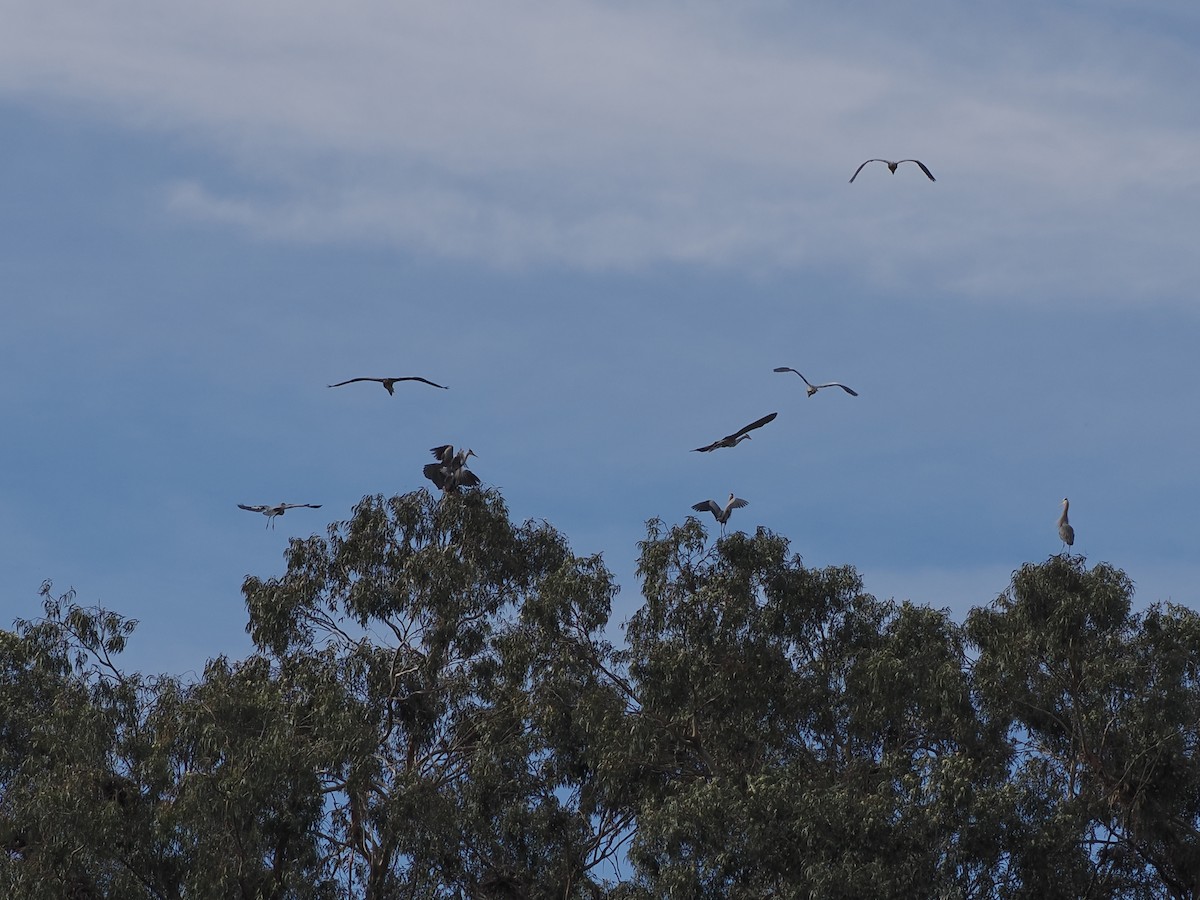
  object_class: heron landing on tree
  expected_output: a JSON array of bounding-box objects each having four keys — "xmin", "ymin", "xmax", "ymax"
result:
[
  {"xmin": 423, "ymin": 445, "xmax": 480, "ymax": 492},
  {"xmin": 692, "ymin": 493, "xmax": 749, "ymax": 536},
  {"xmin": 238, "ymin": 503, "xmax": 322, "ymax": 529}
]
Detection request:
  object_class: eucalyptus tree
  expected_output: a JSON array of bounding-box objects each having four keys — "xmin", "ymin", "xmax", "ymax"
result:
[
  {"xmin": 241, "ymin": 489, "xmax": 634, "ymax": 899},
  {"xmin": 0, "ymin": 584, "xmax": 182, "ymax": 898},
  {"xmin": 617, "ymin": 519, "xmax": 1010, "ymax": 899},
  {"xmin": 968, "ymin": 555, "xmax": 1200, "ymax": 898},
  {"xmin": 1, "ymin": 583, "xmax": 341, "ymax": 900}
]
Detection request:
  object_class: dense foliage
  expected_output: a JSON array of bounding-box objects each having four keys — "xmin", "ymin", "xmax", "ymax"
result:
[{"xmin": 3, "ymin": 490, "xmax": 1199, "ymax": 898}]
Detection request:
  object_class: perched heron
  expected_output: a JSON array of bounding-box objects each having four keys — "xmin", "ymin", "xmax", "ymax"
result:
[
  {"xmin": 692, "ymin": 493, "xmax": 749, "ymax": 535},
  {"xmin": 423, "ymin": 445, "xmax": 480, "ymax": 492},
  {"xmin": 692, "ymin": 412, "xmax": 778, "ymax": 452},
  {"xmin": 1058, "ymin": 498, "xmax": 1075, "ymax": 553},
  {"xmin": 849, "ymin": 159, "xmax": 936, "ymax": 183},
  {"xmin": 773, "ymin": 367, "xmax": 859, "ymax": 397},
  {"xmin": 328, "ymin": 376, "xmax": 449, "ymax": 394},
  {"xmin": 237, "ymin": 503, "xmax": 322, "ymax": 529}
]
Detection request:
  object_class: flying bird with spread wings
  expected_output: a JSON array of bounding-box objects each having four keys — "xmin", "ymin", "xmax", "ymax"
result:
[
  {"xmin": 423, "ymin": 445, "xmax": 481, "ymax": 492},
  {"xmin": 328, "ymin": 376, "xmax": 449, "ymax": 394},
  {"xmin": 237, "ymin": 503, "xmax": 322, "ymax": 529},
  {"xmin": 692, "ymin": 493, "xmax": 749, "ymax": 535},
  {"xmin": 849, "ymin": 159, "xmax": 936, "ymax": 183},
  {"xmin": 774, "ymin": 367, "xmax": 859, "ymax": 397},
  {"xmin": 692, "ymin": 412, "xmax": 778, "ymax": 452}
]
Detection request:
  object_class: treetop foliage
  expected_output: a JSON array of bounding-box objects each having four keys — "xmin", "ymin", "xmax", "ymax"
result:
[{"xmin": 3, "ymin": 491, "xmax": 1199, "ymax": 898}]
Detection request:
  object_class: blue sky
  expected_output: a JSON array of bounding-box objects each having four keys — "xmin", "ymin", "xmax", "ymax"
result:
[{"xmin": 3, "ymin": 0, "xmax": 1199, "ymax": 677}]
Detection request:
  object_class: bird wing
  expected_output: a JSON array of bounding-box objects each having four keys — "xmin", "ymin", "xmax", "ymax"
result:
[
  {"xmin": 849, "ymin": 159, "xmax": 886, "ymax": 183},
  {"xmin": 730, "ymin": 412, "xmax": 778, "ymax": 439},
  {"xmin": 692, "ymin": 441, "xmax": 719, "ymax": 453},
  {"xmin": 327, "ymin": 377, "xmax": 380, "ymax": 388},
  {"xmin": 456, "ymin": 469, "xmax": 481, "ymax": 488},
  {"xmin": 814, "ymin": 382, "xmax": 859, "ymax": 396},
  {"xmin": 727, "ymin": 497, "xmax": 749, "ymax": 510},
  {"xmin": 774, "ymin": 367, "xmax": 816, "ymax": 389},
  {"xmin": 692, "ymin": 500, "xmax": 721, "ymax": 517},
  {"xmin": 423, "ymin": 463, "xmax": 449, "ymax": 489},
  {"xmin": 238, "ymin": 504, "xmax": 268, "ymax": 513},
  {"xmin": 388, "ymin": 376, "xmax": 449, "ymax": 390},
  {"xmin": 430, "ymin": 445, "xmax": 455, "ymax": 461},
  {"xmin": 280, "ymin": 503, "xmax": 322, "ymax": 510},
  {"xmin": 900, "ymin": 160, "xmax": 936, "ymax": 181}
]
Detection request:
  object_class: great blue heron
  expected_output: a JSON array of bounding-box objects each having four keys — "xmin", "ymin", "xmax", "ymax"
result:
[
  {"xmin": 692, "ymin": 412, "xmax": 778, "ymax": 453},
  {"xmin": 1058, "ymin": 498, "xmax": 1075, "ymax": 553},
  {"xmin": 849, "ymin": 159, "xmax": 936, "ymax": 183},
  {"xmin": 423, "ymin": 445, "xmax": 480, "ymax": 492},
  {"xmin": 773, "ymin": 367, "xmax": 859, "ymax": 397},
  {"xmin": 328, "ymin": 376, "xmax": 449, "ymax": 394},
  {"xmin": 692, "ymin": 493, "xmax": 749, "ymax": 535},
  {"xmin": 237, "ymin": 503, "xmax": 322, "ymax": 529}
]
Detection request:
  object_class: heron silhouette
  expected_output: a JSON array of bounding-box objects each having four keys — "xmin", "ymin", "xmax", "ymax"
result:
[
  {"xmin": 1058, "ymin": 498, "xmax": 1075, "ymax": 554},
  {"xmin": 423, "ymin": 445, "xmax": 480, "ymax": 492},
  {"xmin": 849, "ymin": 159, "xmax": 936, "ymax": 183},
  {"xmin": 237, "ymin": 503, "xmax": 322, "ymax": 529},
  {"xmin": 328, "ymin": 376, "xmax": 448, "ymax": 394},
  {"xmin": 692, "ymin": 493, "xmax": 749, "ymax": 535},
  {"xmin": 774, "ymin": 367, "xmax": 859, "ymax": 397},
  {"xmin": 692, "ymin": 412, "xmax": 778, "ymax": 452}
]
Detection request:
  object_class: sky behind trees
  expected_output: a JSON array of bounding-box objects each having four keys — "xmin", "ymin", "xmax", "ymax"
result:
[{"xmin": 2, "ymin": 0, "xmax": 1199, "ymax": 676}]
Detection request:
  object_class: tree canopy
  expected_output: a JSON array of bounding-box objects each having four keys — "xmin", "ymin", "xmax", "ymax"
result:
[{"xmin": 3, "ymin": 490, "xmax": 1199, "ymax": 898}]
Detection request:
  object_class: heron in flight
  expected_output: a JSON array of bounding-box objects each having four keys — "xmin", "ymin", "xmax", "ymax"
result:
[
  {"xmin": 849, "ymin": 159, "xmax": 936, "ymax": 183},
  {"xmin": 328, "ymin": 376, "xmax": 449, "ymax": 394},
  {"xmin": 692, "ymin": 493, "xmax": 749, "ymax": 535},
  {"xmin": 692, "ymin": 412, "xmax": 778, "ymax": 452},
  {"xmin": 1058, "ymin": 498, "xmax": 1075, "ymax": 553},
  {"xmin": 238, "ymin": 503, "xmax": 322, "ymax": 529},
  {"xmin": 774, "ymin": 367, "xmax": 859, "ymax": 397},
  {"xmin": 423, "ymin": 445, "xmax": 480, "ymax": 492}
]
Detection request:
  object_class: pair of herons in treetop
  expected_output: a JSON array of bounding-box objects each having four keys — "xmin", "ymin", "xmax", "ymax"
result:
[{"xmin": 689, "ymin": 366, "xmax": 860, "ymax": 534}]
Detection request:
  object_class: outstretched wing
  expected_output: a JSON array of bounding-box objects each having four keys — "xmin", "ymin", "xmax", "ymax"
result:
[
  {"xmin": 327, "ymin": 377, "xmax": 381, "ymax": 388},
  {"xmin": 692, "ymin": 441, "xmax": 719, "ymax": 453},
  {"xmin": 238, "ymin": 504, "xmax": 268, "ymax": 513},
  {"xmin": 774, "ymin": 367, "xmax": 816, "ymax": 389},
  {"xmin": 281, "ymin": 503, "xmax": 322, "ymax": 510},
  {"xmin": 849, "ymin": 159, "xmax": 886, "ymax": 183},
  {"xmin": 814, "ymin": 382, "xmax": 859, "ymax": 396},
  {"xmin": 692, "ymin": 500, "xmax": 720, "ymax": 518},
  {"xmin": 728, "ymin": 497, "xmax": 749, "ymax": 510},
  {"xmin": 390, "ymin": 376, "xmax": 449, "ymax": 390},
  {"xmin": 423, "ymin": 463, "xmax": 449, "ymax": 490},
  {"xmin": 430, "ymin": 445, "xmax": 455, "ymax": 461},
  {"xmin": 731, "ymin": 412, "xmax": 778, "ymax": 439},
  {"xmin": 900, "ymin": 159, "xmax": 936, "ymax": 182}
]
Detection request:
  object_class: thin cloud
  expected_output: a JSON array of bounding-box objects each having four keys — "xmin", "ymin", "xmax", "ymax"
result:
[{"xmin": 2, "ymin": 1, "xmax": 1199, "ymax": 299}]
